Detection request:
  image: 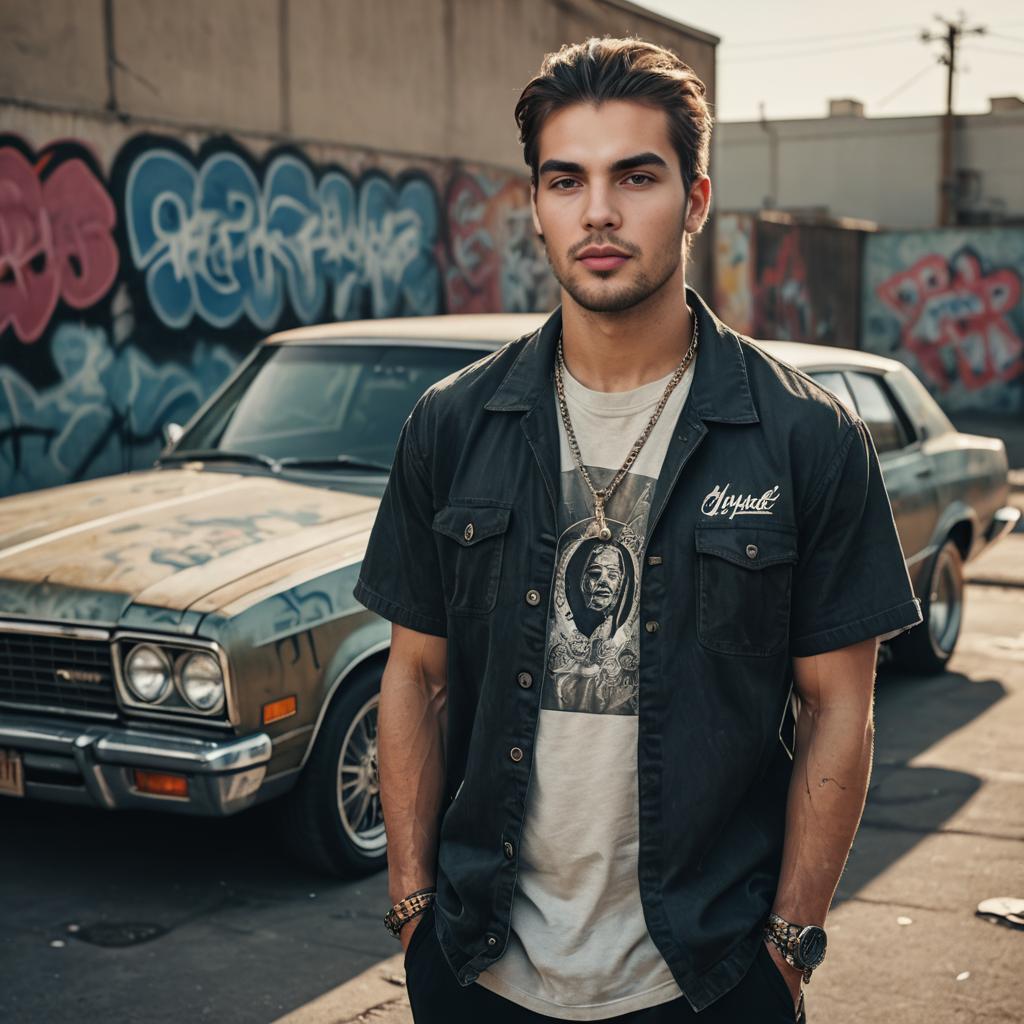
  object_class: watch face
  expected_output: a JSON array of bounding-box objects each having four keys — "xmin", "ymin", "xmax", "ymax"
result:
[{"xmin": 798, "ymin": 926, "xmax": 827, "ymax": 968}]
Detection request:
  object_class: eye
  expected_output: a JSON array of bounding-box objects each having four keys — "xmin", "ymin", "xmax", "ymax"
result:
[
  {"xmin": 624, "ymin": 173, "xmax": 653, "ymax": 185},
  {"xmin": 551, "ymin": 178, "xmax": 579, "ymax": 190}
]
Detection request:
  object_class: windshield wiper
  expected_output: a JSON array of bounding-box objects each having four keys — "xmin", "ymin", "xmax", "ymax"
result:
[
  {"xmin": 157, "ymin": 449, "xmax": 281, "ymax": 471},
  {"xmin": 276, "ymin": 454, "xmax": 392, "ymax": 472}
]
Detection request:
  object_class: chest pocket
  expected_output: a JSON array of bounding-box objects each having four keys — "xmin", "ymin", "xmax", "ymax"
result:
[
  {"xmin": 695, "ymin": 523, "xmax": 798, "ymax": 657},
  {"xmin": 431, "ymin": 501, "xmax": 512, "ymax": 616}
]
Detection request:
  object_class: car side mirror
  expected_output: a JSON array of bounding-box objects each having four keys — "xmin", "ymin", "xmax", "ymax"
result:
[{"xmin": 163, "ymin": 422, "xmax": 184, "ymax": 448}]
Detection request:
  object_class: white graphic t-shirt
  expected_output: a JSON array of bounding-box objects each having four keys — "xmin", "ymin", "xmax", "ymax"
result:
[{"xmin": 475, "ymin": 350, "xmax": 696, "ymax": 1020}]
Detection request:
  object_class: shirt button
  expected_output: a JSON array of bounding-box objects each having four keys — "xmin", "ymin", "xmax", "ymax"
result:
[
  {"xmin": 517, "ymin": 671, "xmax": 533, "ymax": 688},
  {"xmin": 503, "ymin": 841, "xmax": 514, "ymax": 859},
  {"xmin": 525, "ymin": 588, "xmax": 541, "ymax": 606},
  {"xmin": 464, "ymin": 522, "xmax": 475, "ymax": 542},
  {"xmin": 644, "ymin": 620, "xmax": 659, "ymax": 634},
  {"xmin": 509, "ymin": 746, "xmax": 524, "ymax": 762},
  {"xmin": 647, "ymin": 554, "xmax": 663, "ymax": 566},
  {"xmin": 746, "ymin": 544, "xmax": 759, "ymax": 559}
]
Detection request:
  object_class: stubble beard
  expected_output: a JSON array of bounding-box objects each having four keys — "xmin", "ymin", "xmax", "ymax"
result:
[{"xmin": 542, "ymin": 216, "xmax": 688, "ymax": 314}]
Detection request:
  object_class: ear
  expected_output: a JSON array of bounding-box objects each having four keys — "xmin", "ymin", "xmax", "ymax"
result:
[
  {"xmin": 530, "ymin": 182, "xmax": 543, "ymax": 238},
  {"xmin": 684, "ymin": 176, "xmax": 713, "ymax": 235}
]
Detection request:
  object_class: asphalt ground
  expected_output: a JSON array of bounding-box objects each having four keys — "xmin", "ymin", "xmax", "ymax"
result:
[{"xmin": 3, "ymin": 412, "xmax": 1022, "ymax": 1024}]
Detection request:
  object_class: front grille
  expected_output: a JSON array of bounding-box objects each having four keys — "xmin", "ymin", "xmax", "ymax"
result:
[{"xmin": 0, "ymin": 631, "xmax": 117, "ymax": 716}]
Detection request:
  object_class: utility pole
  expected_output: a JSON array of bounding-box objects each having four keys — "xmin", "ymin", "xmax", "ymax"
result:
[{"xmin": 921, "ymin": 14, "xmax": 985, "ymax": 227}]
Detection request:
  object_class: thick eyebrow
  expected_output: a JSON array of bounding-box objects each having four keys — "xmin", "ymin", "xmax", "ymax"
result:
[{"xmin": 538, "ymin": 152, "xmax": 669, "ymax": 177}]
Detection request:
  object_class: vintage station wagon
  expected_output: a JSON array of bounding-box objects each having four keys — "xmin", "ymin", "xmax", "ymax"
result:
[{"xmin": 0, "ymin": 313, "xmax": 1017, "ymax": 875}]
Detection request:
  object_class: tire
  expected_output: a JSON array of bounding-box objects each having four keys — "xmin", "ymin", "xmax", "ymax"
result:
[
  {"xmin": 279, "ymin": 663, "xmax": 388, "ymax": 877},
  {"xmin": 890, "ymin": 538, "xmax": 965, "ymax": 675}
]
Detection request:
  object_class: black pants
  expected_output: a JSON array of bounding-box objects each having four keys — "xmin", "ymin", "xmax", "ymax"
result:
[{"xmin": 404, "ymin": 905, "xmax": 806, "ymax": 1023}]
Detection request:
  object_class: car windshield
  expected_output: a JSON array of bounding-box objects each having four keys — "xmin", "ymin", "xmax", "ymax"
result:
[{"xmin": 167, "ymin": 342, "xmax": 490, "ymax": 470}]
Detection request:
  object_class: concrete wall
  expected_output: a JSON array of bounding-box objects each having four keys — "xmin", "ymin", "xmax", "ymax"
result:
[
  {"xmin": 0, "ymin": 0, "xmax": 717, "ymax": 170},
  {"xmin": 715, "ymin": 109, "xmax": 1024, "ymax": 230},
  {"xmin": 862, "ymin": 229, "xmax": 1024, "ymax": 414},
  {"xmin": 713, "ymin": 214, "xmax": 1024, "ymax": 415},
  {"xmin": 0, "ymin": 0, "xmax": 719, "ymax": 497},
  {"xmin": 712, "ymin": 212, "xmax": 865, "ymax": 348}
]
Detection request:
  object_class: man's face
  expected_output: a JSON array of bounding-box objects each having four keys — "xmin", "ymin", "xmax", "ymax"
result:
[
  {"xmin": 530, "ymin": 100, "xmax": 700, "ymax": 314},
  {"xmin": 581, "ymin": 545, "xmax": 625, "ymax": 612}
]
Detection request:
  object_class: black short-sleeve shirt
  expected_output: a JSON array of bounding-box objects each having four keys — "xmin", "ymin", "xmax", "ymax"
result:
[{"xmin": 352, "ymin": 287, "xmax": 922, "ymax": 1012}]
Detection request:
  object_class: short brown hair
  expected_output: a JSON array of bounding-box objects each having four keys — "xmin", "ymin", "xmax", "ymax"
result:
[{"xmin": 515, "ymin": 36, "xmax": 713, "ymax": 193}]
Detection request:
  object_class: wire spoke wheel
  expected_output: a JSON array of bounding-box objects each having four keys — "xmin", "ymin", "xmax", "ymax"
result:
[{"xmin": 336, "ymin": 693, "xmax": 386, "ymax": 854}]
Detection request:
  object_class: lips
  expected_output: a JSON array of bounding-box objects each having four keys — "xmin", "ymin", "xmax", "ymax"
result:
[{"xmin": 578, "ymin": 248, "xmax": 631, "ymax": 272}]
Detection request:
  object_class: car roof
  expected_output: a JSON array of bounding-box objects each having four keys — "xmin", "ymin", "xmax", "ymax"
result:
[
  {"xmin": 268, "ymin": 313, "xmax": 550, "ymax": 345},
  {"xmin": 267, "ymin": 313, "xmax": 903, "ymax": 373}
]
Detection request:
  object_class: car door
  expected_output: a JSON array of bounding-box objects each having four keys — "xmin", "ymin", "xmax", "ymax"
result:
[{"xmin": 843, "ymin": 370, "xmax": 940, "ymax": 588}]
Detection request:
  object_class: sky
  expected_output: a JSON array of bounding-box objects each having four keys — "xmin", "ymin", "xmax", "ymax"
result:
[{"xmin": 634, "ymin": 0, "xmax": 1024, "ymax": 122}]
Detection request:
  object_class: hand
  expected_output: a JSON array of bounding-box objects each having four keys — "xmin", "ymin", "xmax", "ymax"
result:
[{"xmin": 764, "ymin": 937, "xmax": 803, "ymax": 1012}]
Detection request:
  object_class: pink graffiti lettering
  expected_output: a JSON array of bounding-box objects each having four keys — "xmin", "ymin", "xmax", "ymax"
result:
[
  {"xmin": 0, "ymin": 145, "xmax": 119, "ymax": 343},
  {"xmin": 877, "ymin": 248, "xmax": 1023, "ymax": 393}
]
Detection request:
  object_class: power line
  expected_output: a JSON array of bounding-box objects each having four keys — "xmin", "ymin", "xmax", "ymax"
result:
[
  {"xmin": 720, "ymin": 35, "xmax": 916, "ymax": 64},
  {"xmin": 963, "ymin": 43, "xmax": 1024, "ymax": 57},
  {"xmin": 722, "ymin": 25, "xmax": 919, "ymax": 49},
  {"xmin": 874, "ymin": 62, "xmax": 941, "ymax": 109}
]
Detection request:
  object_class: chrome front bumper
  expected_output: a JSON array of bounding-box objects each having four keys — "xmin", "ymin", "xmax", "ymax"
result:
[
  {"xmin": 986, "ymin": 505, "xmax": 1022, "ymax": 544},
  {"xmin": 0, "ymin": 715, "xmax": 272, "ymax": 815}
]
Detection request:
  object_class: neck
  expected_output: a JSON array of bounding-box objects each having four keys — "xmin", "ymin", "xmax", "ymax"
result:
[{"xmin": 559, "ymin": 269, "xmax": 693, "ymax": 393}]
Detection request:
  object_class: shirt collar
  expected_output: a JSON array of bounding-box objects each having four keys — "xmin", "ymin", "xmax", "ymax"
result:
[{"xmin": 483, "ymin": 286, "xmax": 760, "ymax": 425}]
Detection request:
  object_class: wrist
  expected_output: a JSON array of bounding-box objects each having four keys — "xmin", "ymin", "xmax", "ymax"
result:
[
  {"xmin": 764, "ymin": 912, "xmax": 828, "ymax": 983},
  {"xmin": 384, "ymin": 887, "xmax": 436, "ymax": 938}
]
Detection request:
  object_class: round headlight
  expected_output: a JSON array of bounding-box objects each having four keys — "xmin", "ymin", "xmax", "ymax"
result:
[
  {"xmin": 124, "ymin": 644, "xmax": 172, "ymax": 703},
  {"xmin": 178, "ymin": 652, "xmax": 225, "ymax": 713}
]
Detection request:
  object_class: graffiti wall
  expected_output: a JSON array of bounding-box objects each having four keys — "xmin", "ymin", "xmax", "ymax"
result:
[
  {"xmin": 713, "ymin": 213, "xmax": 863, "ymax": 347},
  {"xmin": 0, "ymin": 130, "xmax": 556, "ymax": 496},
  {"xmin": 863, "ymin": 230, "xmax": 1024, "ymax": 414}
]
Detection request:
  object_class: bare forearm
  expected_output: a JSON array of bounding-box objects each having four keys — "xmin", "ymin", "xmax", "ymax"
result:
[
  {"xmin": 772, "ymin": 691, "xmax": 874, "ymax": 925},
  {"xmin": 378, "ymin": 658, "xmax": 447, "ymax": 906}
]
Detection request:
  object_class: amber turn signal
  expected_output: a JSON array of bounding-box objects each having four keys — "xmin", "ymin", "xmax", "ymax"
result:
[
  {"xmin": 262, "ymin": 695, "xmax": 297, "ymax": 725},
  {"xmin": 132, "ymin": 769, "xmax": 188, "ymax": 798}
]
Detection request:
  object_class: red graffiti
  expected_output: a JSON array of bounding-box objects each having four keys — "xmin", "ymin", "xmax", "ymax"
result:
[
  {"xmin": 0, "ymin": 143, "xmax": 119, "ymax": 343},
  {"xmin": 443, "ymin": 170, "xmax": 553, "ymax": 314},
  {"xmin": 755, "ymin": 232, "xmax": 814, "ymax": 341},
  {"xmin": 877, "ymin": 248, "xmax": 1023, "ymax": 393}
]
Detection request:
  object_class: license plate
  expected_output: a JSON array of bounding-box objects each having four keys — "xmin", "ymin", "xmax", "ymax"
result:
[{"xmin": 0, "ymin": 748, "xmax": 24, "ymax": 798}]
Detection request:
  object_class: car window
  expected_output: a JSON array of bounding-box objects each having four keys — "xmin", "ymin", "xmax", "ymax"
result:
[
  {"xmin": 809, "ymin": 371, "xmax": 857, "ymax": 414},
  {"xmin": 885, "ymin": 366, "xmax": 954, "ymax": 440},
  {"xmin": 174, "ymin": 343, "xmax": 490, "ymax": 467},
  {"xmin": 846, "ymin": 372, "xmax": 912, "ymax": 454}
]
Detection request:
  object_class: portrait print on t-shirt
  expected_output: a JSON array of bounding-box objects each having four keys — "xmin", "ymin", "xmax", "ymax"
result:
[{"xmin": 542, "ymin": 466, "xmax": 654, "ymax": 716}]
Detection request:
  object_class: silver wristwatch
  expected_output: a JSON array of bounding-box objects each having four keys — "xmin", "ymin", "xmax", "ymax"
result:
[{"xmin": 763, "ymin": 912, "xmax": 828, "ymax": 983}]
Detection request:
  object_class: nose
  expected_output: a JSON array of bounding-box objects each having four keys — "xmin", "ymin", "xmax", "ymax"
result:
[{"xmin": 581, "ymin": 182, "xmax": 621, "ymax": 233}]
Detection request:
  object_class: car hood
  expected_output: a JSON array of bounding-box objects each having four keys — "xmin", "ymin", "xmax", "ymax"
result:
[{"xmin": 0, "ymin": 467, "xmax": 380, "ymax": 631}]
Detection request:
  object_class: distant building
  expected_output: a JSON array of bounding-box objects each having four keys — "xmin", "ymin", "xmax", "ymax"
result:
[{"xmin": 714, "ymin": 96, "xmax": 1024, "ymax": 229}]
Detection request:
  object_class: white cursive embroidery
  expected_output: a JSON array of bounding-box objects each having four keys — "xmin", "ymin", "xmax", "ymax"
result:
[{"xmin": 701, "ymin": 482, "xmax": 781, "ymax": 519}]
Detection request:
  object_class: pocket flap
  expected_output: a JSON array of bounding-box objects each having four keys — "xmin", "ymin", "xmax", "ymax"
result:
[
  {"xmin": 694, "ymin": 524, "xmax": 798, "ymax": 569},
  {"xmin": 432, "ymin": 503, "xmax": 512, "ymax": 546}
]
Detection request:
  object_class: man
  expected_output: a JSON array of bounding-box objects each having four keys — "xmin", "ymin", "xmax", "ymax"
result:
[{"xmin": 354, "ymin": 36, "xmax": 922, "ymax": 1023}]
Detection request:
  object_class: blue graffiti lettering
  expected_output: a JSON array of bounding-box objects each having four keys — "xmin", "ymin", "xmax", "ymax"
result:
[
  {"xmin": 0, "ymin": 322, "xmax": 237, "ymax": 495},
  {"xmin": 124, "ymin": 149, "xmax": 442, "ymax": 331}
]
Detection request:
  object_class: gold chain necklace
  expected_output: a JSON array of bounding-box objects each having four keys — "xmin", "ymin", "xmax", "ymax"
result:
[{"xmin": 553, "ymin": 310, "xmax": 699, "ymax": 541}]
